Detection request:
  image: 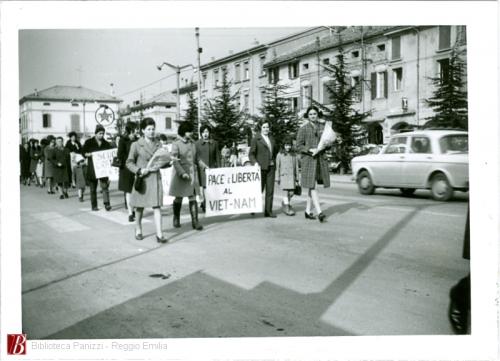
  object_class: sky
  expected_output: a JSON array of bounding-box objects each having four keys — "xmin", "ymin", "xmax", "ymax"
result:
[{"xmin": 19, "ymin": 27, "xmax": 308, "ymax": 105}]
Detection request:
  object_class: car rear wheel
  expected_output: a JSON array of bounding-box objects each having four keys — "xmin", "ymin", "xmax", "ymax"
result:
[
  {"xmin": 430, "ymin": 173, "xmax": 454, "ymax": 201},
  {"xmin": 400, "ymin": 188, "xmax": 416, "ymax": 196},
  {"xmin": 357, "ymin": 170, "xmax": 375, "ymax": 195}
]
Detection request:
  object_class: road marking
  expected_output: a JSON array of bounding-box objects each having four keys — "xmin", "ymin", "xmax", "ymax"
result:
[{"xmin": 32, "ymin": 212, "xmax": 89, "ymax": 232}]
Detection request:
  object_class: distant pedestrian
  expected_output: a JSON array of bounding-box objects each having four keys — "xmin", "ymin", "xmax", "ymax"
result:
[
  {"xmin": 29, "ymin": 139, "xmax": 42, "ymax": 186},
  {"xmin": 229, "ymin": 142, "xmax": 238, "ymax": 167},
  {"xmin": 66, "ymin": 131, "xmax": 82, "ymax": 187},
  {"xmin": 51, "ymin": 137, "xmax": 71, "ymax": 199},
  {"xmin": 220, "ymin": 144, "xmax": 230, "ymax": 167},
  {"xmin": 276, "ymin": 138, "xmax": 300, "ymax": 216},
  {"xmin": 82, "ymin": 125, "xmax": 112, "ymax": 211},
  {"xmin": 158, "ymin": 133, "xmax": 169, "ymax": 147},
  {"xmin": 195, "ymin": 124, "xmax": 220, "ymax": 212},
  {"xmin": 73, "ymin": 153, "xmax": 87, "ymax": 202},
  {"xmin": 170, "ymin": 121, "xmax": 204, "ymax": 231},
  {"xmin": 43, "ymin": 136, "xmax": 56, "ymax": 194},
  {"xmin": 296, "ymin": 106, "xmax": 330, "ymax": 222},
  {"xmin": 20, "ymin": 142, "xmax": 31, "ymax": 185},
  {"xmin": 249, "ymin": 120, "xmax": 277, "ymax": 218},
  {"xmin": 118, "ymin": 122, "xmax": 138, "ymax": 222},
  {"xmin": 126, "ymin": 117, "xmax": 171, "ymax": 242}
]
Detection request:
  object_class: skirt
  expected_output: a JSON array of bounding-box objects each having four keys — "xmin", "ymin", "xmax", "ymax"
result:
[{"xmin": 36, "ymin": 162, "xmax": 44, "ymax": 178}]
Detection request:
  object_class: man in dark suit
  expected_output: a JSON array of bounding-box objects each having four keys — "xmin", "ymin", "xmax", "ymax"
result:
[
  {"xmin": 82, "ymin": 125, "xmax": 113, "ymax": 211},
  {"xmin": 249, "ymin": 120, "xmax": 277, "ymax": 218}
]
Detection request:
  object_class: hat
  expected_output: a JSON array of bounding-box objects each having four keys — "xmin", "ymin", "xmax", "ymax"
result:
[{"xmin": 95, "ymin": 125, "xmax": 105, "ymax": 134}]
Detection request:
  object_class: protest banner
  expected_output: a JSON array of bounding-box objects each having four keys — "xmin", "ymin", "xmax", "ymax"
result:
[
  {"xmin": 205, "ymin": 166, "xmax": 263, "ymax": 217},
  {"xmin": 92, "ymin": 149, "xmax": 118, "ymax": 181}
]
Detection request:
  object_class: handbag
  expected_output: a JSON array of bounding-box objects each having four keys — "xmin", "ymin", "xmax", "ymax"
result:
[
  {"xmin": 134, "ymin": 175, "xmax": 145, "ymax": 194},
  {"xmin": 111, "ymin": 156, "xmax": 122, "ymax": 168},
  {"xmin": 294, "ymin": 184, "xmax": 302, "ymax": 196}
]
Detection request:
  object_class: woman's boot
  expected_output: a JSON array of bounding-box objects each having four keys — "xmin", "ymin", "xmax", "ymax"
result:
[
  {"xmin": 173, "ymin": 199, "xmax": 182, "ymax": 228},
  {"xmin": 189, "ymin": 200, "xmax": 203, "ymax": 231}
]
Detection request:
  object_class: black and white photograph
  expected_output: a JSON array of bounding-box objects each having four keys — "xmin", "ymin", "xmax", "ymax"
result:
[{"xmin": 1, "ymin": 1, "xmax": 498, "ymax": 361}]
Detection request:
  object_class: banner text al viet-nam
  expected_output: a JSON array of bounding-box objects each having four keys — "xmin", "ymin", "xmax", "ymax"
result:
[
  {"xmin": 92, "ymin": 149, "xmax": 118, "ymax": 181},
  {"xmin": 205, "ymin": 166, "xmax": 262, "ymax": 217}
]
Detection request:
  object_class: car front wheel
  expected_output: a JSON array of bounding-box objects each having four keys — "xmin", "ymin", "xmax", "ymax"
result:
[
  {"xmin": 357, "ymin": 170, "xmax": 375, "ymax": 195},
  {"xmin": 400, "ymin": 188, "xmax": 416, "ymax": 196},
  {"xmin": 430, "ymin": 173, "xmax": 454, "ymax": 201}
]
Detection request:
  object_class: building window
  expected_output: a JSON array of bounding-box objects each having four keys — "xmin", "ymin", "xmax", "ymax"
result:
[
  {"xmin": 43, "ymin": 102, "xmax": 51, "ymax": 106},
  {"xmin": 213, "ymin": 69, "xmax": 220, "ymax": 88},
  {"xmin": 393, "ymin": 68, "xmax": 403, "ymax": 91},
  {"xmin": 351, "ymin": 76, "xmax": 361, "ymax": 102},
  {"xmin": 439, "ymin": 26, "xmax": 451, "ymax": 50},
  {"xmin": 438, "ymin": 58, "xmax": 450, "ymax": 83},
  {"xmin": 235, "ymin": 63, "xmax": 241, "ymax": 82},
  {"xmin": 243, "ymin": 61, "xmax": 250, "ymax": 80},
  {"xmin": 371, "ymin": 71, "xmax": 388, "ymax": 99},
  {"xmin": 235, "ymin": 95, "xmax": 241, "ymax": 110},
  {"xmin": 301, "ymin": 85, "xmax": 312, "ymax": 108},
  {"xmin": 261, "ymin": 89, "xmax": 267, "ymax": 103},
  {"xmin": 202, "ymin": 72, "xmax": 207, "ymax": 89},
  {"xmin": 243, "ymin": 93, "xmax": 249, "ymax": 111},
  {"xmin": 322, "ymin": 80, "xmax": 334, "ymax": 105},
  {"xmin": 165, "ymin": 117, "xmax": 172, "ymax": 129},
  {"xmin": 42, "ymin": 114, "xmax": 51, "ymax": 128},
  {"xmin": 392, "ymin": 36, "xmax": 401, "ymax": 60},
  {"xmin": 71, "ymin": 103, "xmax": 79, "ymax": 107},
  {"xmin": 288, "ymin": 61, "xmax": 299, "ymax": 79},
  {"xmin": 377, "ymin": 44, "xmax": 386, "ymax": 51},
  {"xmin": 70, "ymin": 114, "xmax": 80, "ymax": 132},
  {"xmin": 291, "ymin": 97, "xmax": 299, "ymax": 112},
  {"xmin": 302, "ymin": 63, "xmax": 309, "ymax": 70},
  {"xmin": 269, "ymin": 67, "xmax": 279, "ymax": 84},
  {"xmin": 322, "ymin": 58, "xmax": 330, "ymax": 65},
  {"xmin": 221, "ymin": 66, "xmax": 228, "ymax": 79},
  {"xmin": 259, "ymin": 54, "xmax": 267, "ymax": 77},
  {"xmin": 351, "ymin": 50, "xmax": 360, "ymax": 58}
]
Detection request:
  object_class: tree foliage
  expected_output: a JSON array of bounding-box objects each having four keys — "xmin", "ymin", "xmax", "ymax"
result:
[
  {"xmin": 184, "ymin": 91, "xmax": 199, "ymax": 140},
  {"xmin": 425, "ymin": 50, "xmax": 468, "ymax": 130}
]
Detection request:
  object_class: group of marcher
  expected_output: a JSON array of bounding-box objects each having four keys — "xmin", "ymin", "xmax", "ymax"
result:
[{"xmin": 20, "ymin": 105, "xmax": 331, "ymax": 243}]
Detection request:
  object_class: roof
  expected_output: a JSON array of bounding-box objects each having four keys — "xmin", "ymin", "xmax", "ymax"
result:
[
  {"xmin": 20, "ymin": 85, "xmax": 122, "ymax": 105},
  {"xmin": 200, "ymin": 44, "xmax": 267, "ymax": 70},
  {"xmin": 264, "ymin": 26, "xmax": 400, "ymax": 68},
  {"xmin": 120, "ymin": 91, "xmax": 176, "ymax": 115}
]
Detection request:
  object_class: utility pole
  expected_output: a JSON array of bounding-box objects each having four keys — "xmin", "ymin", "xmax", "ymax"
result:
[
  {"xmin": 196, "ymin": 27, "xmax": 203, "ymax": 137},
  {"xmin": 157, "ymin": 62, "xmax": 194, "ymax": 124}
]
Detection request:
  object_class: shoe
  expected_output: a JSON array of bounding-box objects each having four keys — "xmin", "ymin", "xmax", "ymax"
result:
[
  {"xmin": 128, "ymin": 215, "xmax": 135, "ymax": 222},
  {"xmin": 59, "ymin": 195, "xmax": 65, "ymax": 199},
  {"xmin": 104, "ymin": 203, "xmax": 112, "ymax": 211},
  {"xmin": 79, "ymin": 197, "xmax": 84, "ymax": 202},
  {"xmin": 265, "ymin": 213, "xmax": 277, "ymax": 218},
  {"xmin": 156, "ymin": 235, "xmax": 168, "ymax": 243},
  {"xmin": 91, "ymin": 207, "xmax": 99, "ymax": 211},
  {"xmin": 173, "ymin": 199, "xmax": 182, "ymax": 228},
  {"xmin": 305, "ymin": 212, "xmax": 316, "ymax": 220},
  {"xmin": 64, "ymin": 192, "xmax": 69, "ymax": 199},
  {"xmin": 287, "ymin": 204, "xmax": 296, "ymax": 216},
  {"xmin": 135, "ymin": 233, "xmax": 143, "ymax": 241},
  {"xmin": 318, "ymin": 212, "xmax": 326, "ymax": 223},
  {"xmin": 189, "ymin": 200, "xmax": 203, "ymax": 230}
]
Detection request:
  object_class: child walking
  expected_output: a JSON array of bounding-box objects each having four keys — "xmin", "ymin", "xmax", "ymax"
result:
[{"xmin": 275, "ymin": 138, "xmax": 300, "ymax": 216}]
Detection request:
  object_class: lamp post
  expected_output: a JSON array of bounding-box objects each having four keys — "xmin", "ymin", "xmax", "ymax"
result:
[
  {"xmin": 157, "ymin": 62, "xmax": 194, "ymax": 123},
  {"xmin": 195, "ymin": 28, "xmax": 203, "ymax": 137}
]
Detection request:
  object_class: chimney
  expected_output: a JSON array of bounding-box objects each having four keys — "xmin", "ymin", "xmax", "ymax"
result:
[
  {"xmin": 229, "ymin": 50, "xmax": 234, "ymax": 55},
  {"xmin": 110, "ymin": 83, "xmax": 115, "ymax": 96},
  {"xmin": 34, "ymin": 88, "xmax": 38, "ymax": 97},
  {"xmin": 211, "ymin": 56, "xmax": 215, "ymax": 62}
]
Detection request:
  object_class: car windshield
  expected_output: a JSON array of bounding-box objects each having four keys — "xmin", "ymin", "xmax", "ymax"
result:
[{"xmin": 439, "ymin": 134, "xmax": 468, "ymax": 154}]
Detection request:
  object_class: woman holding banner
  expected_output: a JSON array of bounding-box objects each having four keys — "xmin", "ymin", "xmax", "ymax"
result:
[
  {"xmin": 170, "ymin": 122, "xmax": 204, "ymax": 231},
  {"xmin": 127, "ymin": 118, "xmax": 172, "ymax": 243},
  {"xmin": 296, "ymin": 106, "xmax": 333, "ymax": 223}
]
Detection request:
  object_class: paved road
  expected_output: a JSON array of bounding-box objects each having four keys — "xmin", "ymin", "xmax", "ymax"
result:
[{"xmin": 21, "ymin": 179, "xmax": 469, "ymax": 339}]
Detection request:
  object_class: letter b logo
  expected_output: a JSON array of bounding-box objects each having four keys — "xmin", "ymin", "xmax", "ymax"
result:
[{"xmin": 7, "ymin": 334, "xmax": 27, "ymax": 355}]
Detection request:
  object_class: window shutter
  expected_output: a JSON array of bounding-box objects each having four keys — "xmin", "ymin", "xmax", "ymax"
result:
[
  {"xmin": 392, "ymin": 36, "xmax": 401, "ymax": 59},
  {"xmin": 70, "ymin": 114, "xmax": 80, "ymax": 132},
  {"xmin": 383, "ymin": 71, "xmax": 388, "ymax": 98},
  {"xmin": 439, "ymin": 26, "xmax": 451, "ymax": 50},
  {"xmin": 371, "ymin": 73, "xmax": 376, "ymax": 99}
]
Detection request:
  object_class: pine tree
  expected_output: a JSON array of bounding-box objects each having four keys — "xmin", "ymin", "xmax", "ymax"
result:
[
  {"xmin": 316, "ymin": 45, "xmax": 369, "ymax": 173},
  {"xmin": 184, "ymin": 91, "xmax": 199, "ymax": 140},
  {"xmin": 256, "ymin": 84, "xmax": 300, "ymax": 150},
  {"xmin": 425, "ymin": 50, "xmax": 468, "ymax": 130},
  {"xmin": 203, "ymin": 72, "xmax": 245, "ymax": 146}
]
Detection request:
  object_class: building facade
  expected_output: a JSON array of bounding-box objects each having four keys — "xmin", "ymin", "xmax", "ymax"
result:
[{"xmin": 19, "ymin": 85, "xmax": 122, "ymax": 143}]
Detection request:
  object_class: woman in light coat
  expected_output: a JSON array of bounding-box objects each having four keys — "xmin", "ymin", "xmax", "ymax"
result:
[
  {"xmin": 169, "ymin": 122, "xmax": 204, "ymax": 231},
  {"xmin": 296, "ymin": 105, "xmax": 331, "ymax": 222},
  {"xmin": 126, "ymin": 118, "xmax": 171, "ymax": 243}
]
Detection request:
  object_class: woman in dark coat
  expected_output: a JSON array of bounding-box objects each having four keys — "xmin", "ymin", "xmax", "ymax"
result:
[
  {"xmin": 20, "ymin": 142, "xmax": 31, "ymax": 185},
  {"xmin": 50, "ymin": 136, "xmax": 71, "ymax": 199},
  {"xmin": 170, "ymin": 122, "xmax": 204, "ymax": 231},
  {"xmin": 195, "ymin": 124, "xmax": 220, "ymax": 212},
  {"xmin": 118, "ymin": 122, "xmax": 138, "ymax": 222},
  {"xmin": 296, "ymin": 105, "xmax": 330, "ymax": 222},
  {"xmin": 65, "ymin": 131, "xmax": 82, "ymax": 187},
  {"xmin": 29, "ymin": 139, "xmax": 42, "ymax": 186},
  {"xmin": 43, "ymin": 136, "xmax": 56, "ymax": 193}
]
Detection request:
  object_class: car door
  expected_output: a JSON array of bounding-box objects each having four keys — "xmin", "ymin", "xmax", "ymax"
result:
[
  {"xmin": 370, "ymin": 135, "xmax": 408, "ymax": 186},
  {"xmin": 403, "ymin": 135, "xmax": 434, "ymax": 187}
]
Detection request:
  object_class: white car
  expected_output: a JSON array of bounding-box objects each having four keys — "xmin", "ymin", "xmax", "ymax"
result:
[{"xmin": 351, "ymin": 130, "xmax": 469, "ymax": 201}]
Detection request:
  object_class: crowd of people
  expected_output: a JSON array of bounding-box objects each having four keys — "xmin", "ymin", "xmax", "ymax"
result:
[{"xmin": 20, "ymin": 105, "xmax": 332, "ymax": 243}]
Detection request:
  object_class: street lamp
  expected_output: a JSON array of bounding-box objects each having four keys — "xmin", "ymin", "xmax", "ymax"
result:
[
  {"xmin": 157, "ymin": 62, "xmax": 194, "ymax": 123},
  {"xmin": 195, "ymin": 27, "xmax": 203, "ymax": 137}
]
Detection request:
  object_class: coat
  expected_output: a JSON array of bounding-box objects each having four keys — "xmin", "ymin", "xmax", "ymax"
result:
[
  {"xmin": 249, "ymin": 134, "xmax": 277, "ymax": 171},
  {"xmin": 118, "ymin": 137, "xmax": 136, "ymax": 193},
  {"xmin": 296, "ymin": 121, "xmax": 331, "ymax": 188},
  {"xmin": 169, "ymin": 137, "xmax": 201, "ymax": 197},
  {"xmin": 126, "ymin": 137, "xmax": 164, "ymax": 208},
  {"xmin": 82, "ymin": 137, "xmax": 112, "ymax": 181},
  {"xmin": 29, "ymin": 146, "xmax": 42, "ymax": 173},
  {"xmin": 74, "ymin": 163, "xmax": 87, "ymax": 189},
  {"xmin": 195, "ymin": 139, "xmax": 219, "ymax": 187},
  {"xmin": 43, "ymin": 146, "xmax": 55, "ymax": 178},
  {"xmin": 20, "ymin": 146, "xmax": 31, "ymax": 177},
  {"xmin": 65, "ymin": 140, "xmax": 82, "ymax": 154},
  {"xmin": 50, "ymin": 147, "xmax": 71, "ymax": 184},
  {"xmin": 276, "ymin": 151, "xmax": 299, "ymax": 190}
]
